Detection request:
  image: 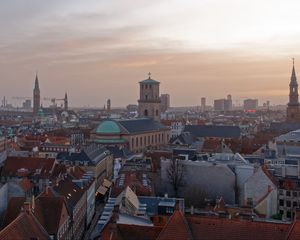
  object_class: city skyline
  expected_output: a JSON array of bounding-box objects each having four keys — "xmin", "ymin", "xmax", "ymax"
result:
[{"xmin": 1, "ymin": 0, "xmax": 300, "ymax": 107}]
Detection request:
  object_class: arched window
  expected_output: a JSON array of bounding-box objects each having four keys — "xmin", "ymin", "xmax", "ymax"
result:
[
  {"xmin": 144, "ymin": 109, "xmax": 148, "ymax": 116},
  {"xmin": 145, "ymin": 94, "xmax": 148, "ymax": 100}
]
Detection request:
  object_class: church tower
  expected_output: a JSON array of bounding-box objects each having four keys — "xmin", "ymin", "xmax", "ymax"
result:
[
  {"xmin": 64, "ymin": 92, "xmax": 68, "ymax": 111},
  {"xmin": 33, "ymin": 73, "xmax": 40, "ymax": 116},
  {"xmin": 287, "ymin": 59, "xmax": 300, "ymax": 122},
  {"xmin": 138, "ymin": 73, "xmax": 161, "ymax": 121}
]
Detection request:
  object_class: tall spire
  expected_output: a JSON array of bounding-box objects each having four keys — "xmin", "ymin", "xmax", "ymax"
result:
[
  {"xmin": 291, "ymin": 58, "xmax": 297, "ymax": 83},
  {"xmin": 34, "ymin": 73, "xmax": 39, "ymax": 90}
]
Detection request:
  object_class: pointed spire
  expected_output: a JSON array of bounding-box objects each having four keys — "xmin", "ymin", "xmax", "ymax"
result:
[
  {"xmin": 34, "ymin": 72, "xmax": 39, "ymax": 90},
  {"xmin": 291, "ymin": 58, "xmax": 297, "ymax": 83}
]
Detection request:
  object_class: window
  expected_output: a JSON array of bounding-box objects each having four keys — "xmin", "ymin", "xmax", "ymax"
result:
[
  {"xmin": 286, "ymin": 191, "xmax": 291, "ymax": 197},
  {"xmin": 287, "ymin": 211, "xmax": 292, "ymax": 218},
  {"xmin": 132, "ymin": 138, "xmax": 134, "ymax": 148},
  {"xmin": 287, "ymin": 200, "xmax": 291, "ymax": 207},
  {"xmin": 136, "ymin": 138, "xmax": 138, "ymax": 147},
  {"xmin": 247, "ymin": 198, "xmax": 253, "ymax": 206},
  {"xmin": 140, "ymin": 137, "xmax": 143, "ymax": 146},
  {"xmin": 144, "ymin": 109, "xmax": 148, "ymax": 116},
  {"xmin": 293, "ymin": 201, "xmax": 298, "ymax": 207},
  {"xmin": 148, "ymin": 136, "xmax": 150, "ymax": 144},
  {"xmin": 156, "ymin": 109, "xmax": 159, "ymax": 116},
  {"xmin": 279, "ymin": 199, "xmax": 284, "ymax": 206},
  {"xmin": 293, "ymin": 191, "xmax": 298, "ymax": 197}
]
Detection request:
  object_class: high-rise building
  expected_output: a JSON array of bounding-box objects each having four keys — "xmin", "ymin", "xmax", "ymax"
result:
[
  {"xmin": 201, "ymin": 97, "xmax": 206, "ymax": 112},
  {"xmin": 214, "ymin": 95, "xmax": 233, "ymax": 112},
  {"xmin": 244, "ymin": 99, "xmax": 258, "ymax": 111},
  {"xmin": 33, "ymin": 74, "xmax": 40, "ymax": 115},
  {"xmin": 160, "ymin": 94, "xmax": 170, "ymax": 112},
  {"xmin": 22, "ymin": 99, "xmax": 31, "ymax": 109},
  {"xmin": 138, "ymin": 73, "xmax": 161, "ymax": 121},
  {"xmin": 225, "ymin": 94, "xmax": 233, "ymax": 110},
  {"xmin": 287, "ymin": 59, "xmax": 300, "ymax": 122}
]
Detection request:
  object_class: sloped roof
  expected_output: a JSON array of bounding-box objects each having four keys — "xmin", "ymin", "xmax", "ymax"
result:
[
  {"xmin": 3, "ymin": 156, "xmax": 55, "ymax": 178},
  {"xmin": 118, "ymin": 118, "xmax": 169, "ymax": 134},
  {"xmin": 2, "ymin": 197, "xmax": 26, "ymax": 228},
  {"xmin": 0, "ymin": 211, "xmax": 50, "ymax": 240},
  {"xmin": 157, "ymin": 210, "xmax": 193, "ymax": 240},
  {"xmin": 100, "ymin": 223, "xmax": 163, "ymax": 240},
  {"xmin": 96, "ymin": 120, "xmax": 121, "ymax": 134},
  {"xmin": 187, "ymin": 216, "xmax": 290, "ymax": 240},
  {"xmin": 184, "ymin": 125, "xmax": 241, "ymax": 138},
  {"xmin": 34, "ymin": 190, "xmax": 67, "ymax": 235},
  {"xmin": 139, "ymin": 77, "xmax": 160, "ymax": 84}
]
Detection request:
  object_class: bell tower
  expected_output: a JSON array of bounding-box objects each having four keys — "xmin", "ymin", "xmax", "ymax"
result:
[
  {"xmin": 138, "ymin": 73, "xmax": 161, "ymax": 121},
  {"xmin": 287, "ymin": 58, "xmax": 300, "ymax": 122}
]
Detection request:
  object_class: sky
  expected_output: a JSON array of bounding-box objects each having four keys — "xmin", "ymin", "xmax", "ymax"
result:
[{"xmin": 1, "ymin": 0, "xmax": 300, "ymax": 107}]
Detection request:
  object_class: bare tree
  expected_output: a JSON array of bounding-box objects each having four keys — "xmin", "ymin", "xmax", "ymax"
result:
[{"xmin": 167, "ymin": 158, "xmax": 185, "ymax": 197}]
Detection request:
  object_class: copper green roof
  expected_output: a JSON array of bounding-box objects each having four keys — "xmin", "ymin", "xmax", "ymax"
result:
[
  {"xmin": 96, "ymin": 120, "xmax": 121, "ymax": 134},
  {"xmin": 139, "ymin": 77, "xmax": 160, "ymax": 84}
]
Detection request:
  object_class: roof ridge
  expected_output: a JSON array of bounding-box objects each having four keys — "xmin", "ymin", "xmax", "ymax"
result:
[{"xmin": 156, "ymin": 210, "xmax": 193, "ymax": 240}]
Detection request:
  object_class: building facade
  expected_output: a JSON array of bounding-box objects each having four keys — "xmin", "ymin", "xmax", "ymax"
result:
[{"xmin": 138, "ymin": 73, "xmax": 161, "ymax": 121}]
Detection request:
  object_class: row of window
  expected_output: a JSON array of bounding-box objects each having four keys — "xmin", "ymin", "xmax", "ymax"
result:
[
  {"xmin": 279, "ymin": 189, "xmax": 300, "ymax": 198},
  {"xmin": 131, "ymin": 133, "xmax": 169, "ymax": 149},
  {"xmin": 279, "ymin": 199, "xmax": 298, "ymax": 208}
]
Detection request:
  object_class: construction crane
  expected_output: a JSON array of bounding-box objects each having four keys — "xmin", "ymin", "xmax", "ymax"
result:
[{"xmin": 43, "ymin": 94, "xmax": 68, "ymax": 111}]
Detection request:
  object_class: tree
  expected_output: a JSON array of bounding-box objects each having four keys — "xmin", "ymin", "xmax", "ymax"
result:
[{"xmin": 167, "ymin": 158, "xmax": 185, "ymax": 197}]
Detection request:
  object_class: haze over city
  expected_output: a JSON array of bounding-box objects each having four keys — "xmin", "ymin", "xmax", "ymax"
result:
[{"xmin": 1, "ymin": 0, "xmax": 300, "ymax": 107}]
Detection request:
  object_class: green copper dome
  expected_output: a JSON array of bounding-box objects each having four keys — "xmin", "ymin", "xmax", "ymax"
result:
[{"xmin": 96, "ymin": 120, "xmax": 121, "ymax": 134}]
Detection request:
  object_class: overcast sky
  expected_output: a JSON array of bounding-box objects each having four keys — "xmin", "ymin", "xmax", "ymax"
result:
[{"xmin": 1, "ymin": 0, "xmax": 300, "ymax": 107}]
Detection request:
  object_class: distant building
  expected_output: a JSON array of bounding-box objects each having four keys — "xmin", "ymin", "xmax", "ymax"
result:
[
  {"xmin": 91, "ymin": 118, "xmax": 170, "ymax": 153},
  {"xmin": 287, "ymin": 59, "xmax": 300, "ymax": 122},
  {"xmin": 138, "ymin": 73, "xmax": 161, "ymax": 121},
  {"xmin": 160, "ymin": 94, "xmax": 170, "ymax": 112},
  {"xmin": 214, "ymin": 95, "xmax": 232, "ymax": 111},
  {"xmin": 107, "ymin": 99, "xmax": 111, "ymax": 113},
  {"xmin": 22, "ymin": 99, "xmax": 31, "ymax": 109},
  {"xmin": 244, "ymin": 99, "xmax": 258, "ymax": 111},
  {"xmin": 201, "ymin": 97, "xmax": 206, "ymax": 112},
  {"xmin": 33, "ymin": 74, "xmax": 40, "ymax": 116}
]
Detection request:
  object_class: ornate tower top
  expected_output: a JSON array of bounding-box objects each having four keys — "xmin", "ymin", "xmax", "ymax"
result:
[{"xmin": 288, "ymin": 58, "xmax": 299, "ymax": 107}]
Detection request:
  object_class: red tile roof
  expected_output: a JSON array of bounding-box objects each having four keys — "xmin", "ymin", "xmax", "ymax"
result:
[
  {"xmin": 2, "ymin": 197, "xmax": 26, "ymax": 228},
  {"xmin": 19, "ymin": 178, "xmax": 33, "ymax": 192},
  {"xmin": 0, "ymin": 211, "xmax": 50, "ymax": 240},
  {"xmin": 157, "ymin": 210, "xmax": 193, "ymax": 240},
  {"xmin": 187, "ymin": 216, "xmax": 290, "ymax": 240},
  {"xmin": 111, "ymin": 171, "xmax": 152, "ymax": 198},
  {"xmin": 101, "ymin": 223, "xmax": 163, "ymax": 240},
  {"xmin": 3, "ymin": 156, "xmax": 55, "ymax": 178},
  {"xmin": 34, "ymin": 191, "xmax": 67, "ymax": 235},
  {"xmin": 286, "ymin": 220, "xmax": 300, "ymax": 240}
]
